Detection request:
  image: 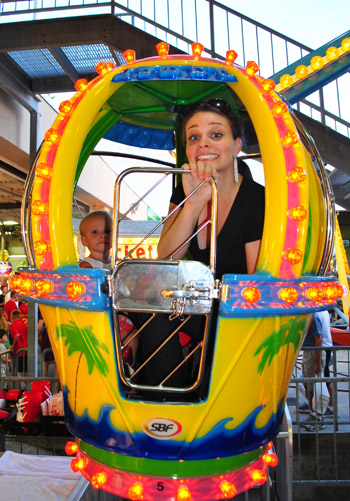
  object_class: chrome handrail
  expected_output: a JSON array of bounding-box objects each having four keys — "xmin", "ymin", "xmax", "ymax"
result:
[{"xmin": 112, "ymin": 167, "xmax": 218, "ymax": 275}]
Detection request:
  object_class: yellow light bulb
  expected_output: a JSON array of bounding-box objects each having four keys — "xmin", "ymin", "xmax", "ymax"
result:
[
  {"xmin": 279, "ymin": 287, "xmax": 298, "ymax": 304},
  {"xmin": 66, "ymin": 281, "xmax": 86, "ymax": 298},
  {"xmin": 123, "ymin": 49, "xmax": 136, "ymax": 63},
  {"xmin": 288, "ymin": 205, "xmax": 307, "ymax": 221},
  {"xmin": 262, "ymin": 452, "xmax": 278, "ymax": 467},
  {"xmin": 246, "ymin": 61, "xmax": 259, "ymax": 75},
  {"xmin": 323, "ymin": 284, "xmax": 344, "ymax": 300},
  {"xmin": 341, "ymin": 38, "xmax": 350, "ymax": 52},
  {"xmin": 34, "ymin": 240, "xmax": 51, "ymax": 256},
  {"xmin": 74, "ymin": 78, "xmax": 89, "ymax": 93},
  {"xmin": 310, "ymin": 56, "xmax": 324, "ymax": 70},
  {"xmin": 31, "ymin": 200, "xmax": 49, "ymax": 216},
  {"xmin": 279, "ymin": 74, "xmax": 293, "ymax": 88},
  {"xmin": 65, "ymin": 441, "xmax": 79, "ymax": 455},
  {"xmin": 305, "ymin": 286, "xmax": 323, "ymax": 302},
  {"xmin": 58, "ymin": 100, "xmax": 73, "ymax": 115},
  {"xmin": 36, "ymin": 279, "xmax": 54, "ymax": 296},
  {"xmin": 242, "ymin": 286, "xmax": 261, "ymax": 303},
  {"xmin": 284, "ymin": 248, "xmax": 303, "ymax": 265},
  {"xmin": 95, "ymin": 62, "xmax": 114, "ymax": 75},
  {"xmin": 156, "ymin": 42, "xmax": 169, "ymax": 56},
  {"xmin": 70, "ymin": 457, "xmax": 86, "ymax": 472},
  {"xmin": 225, "ymin": 50, "xmax": 238, "ymax": 65},
  {"xmin": 282, "ymin": 130, "xmax": 299, "ymax": 147},
  {"xmin": 177, "ymin": 485, "xmax": 192, "ymax": 501},
  {"xmin": 19, "ymin": 278, "xmax": 35, "ymax": 294},
  {"xmin": 261, "ymin": 79, "xmax": 275, "ymax": 94},
  {"xmin": 127, "ymin": 481, "xmax": 143, "ymax": 500},
  {"xmin": 295, "ymin": 65, "xmax": 308, "ymax": 79},
  {"xmin": 272, "ymin": 101, "xmax": 288, "ymax": 117},
  {"xmin": 192, "ymin": 42, "xmax": 204, "ymax": 57},
  {"xmin": 90, "ymin": 472, "xmax": 107, "ymax": 489},
  {"xmin": 10, "ymin": 275, "xmax": 22, "ymax": 290},
  {"xmin": 44, "ymin": 128, "xmax": 60, "ymax": 145},
  {"xmin": 36, "ymin": 163, "xmax": 52, "ymax": 178},
  {"xmin": 220, "ymin": 480, "xmax": 237, "ymax": 498},
  {"xmin": 288, "ymin": 166, "xmax": 307, "ymax": 183},
  {"xmin": 326, "ymin": 47, "xmax": 339, "ymax": 61},
  {"xmin": 251, "ymin": 468, "xmax": 267, "ymax": 485}
]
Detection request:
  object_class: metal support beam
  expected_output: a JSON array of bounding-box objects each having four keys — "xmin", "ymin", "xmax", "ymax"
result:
[
  {"xmin": 49, "ymin": 47, "xmax": 80, "ymax": 83},
  {"xmin": 27, "ymin": 301, "xmax": 39, "ymax": 377}
]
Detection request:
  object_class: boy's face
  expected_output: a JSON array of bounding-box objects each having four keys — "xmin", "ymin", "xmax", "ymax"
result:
[
  {"xmin": 0, "ymin": 333, "xmax": 7, "ymax": 343},
  {"xmin": 81, "ymin": 216, "xmax": 112, "ymax": 255}
]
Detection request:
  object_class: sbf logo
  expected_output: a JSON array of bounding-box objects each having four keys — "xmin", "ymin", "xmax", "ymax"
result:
[{"xmin": 143, "ymin": 418, "xmax": 182, "ymax": 439}]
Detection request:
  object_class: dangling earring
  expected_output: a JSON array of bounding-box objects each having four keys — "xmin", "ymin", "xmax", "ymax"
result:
[{"xmin": 233, "ymin": 156, "xmax": 239, "ymax": 183}]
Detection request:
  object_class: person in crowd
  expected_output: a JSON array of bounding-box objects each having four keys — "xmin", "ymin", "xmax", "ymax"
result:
[
  {"xmin": 0, "ymin": 329, "xmax": 10, "ymax": 377},
  {"xmin": 0, "ymin": 308, "xmax": 10, "ymax": 341},
  {"xmin": 4, "ymin": 290, "xmax": 18, "ymax": 321},
  {"xmin": 316, "ymin": 309, "xmax": 334, "ymax": 416},
  {"xmin": 134, "ymin": 99, "xmax": 265, "ymax": 387},
  {"xmin": 301, "ymin": 314, "xmax": 326, "ymax": 429},
  {"xmin": 79, "ymin": 210, "xmax": 112, "ymax": 269},
  {"xmin": 9, "ymin": 309, "xmax": 28, "ymax": 376},
  {"xmin": 0, "ymin": 284, "xmax": 8, "ymax": 306},
  {"xmin": 79, "ymin": 210, "xmax": 138, "ymax": 368}
]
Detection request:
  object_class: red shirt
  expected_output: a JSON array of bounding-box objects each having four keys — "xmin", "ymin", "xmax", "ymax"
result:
[
  {"xmin": 4, "ymin": 300, "xmax": 17, "ymax": 321},
  {"xmin": 9, "ymin": 319, "xmax": 28, "ymax": 356}
]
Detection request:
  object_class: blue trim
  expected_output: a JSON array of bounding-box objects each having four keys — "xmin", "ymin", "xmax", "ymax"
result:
[
  {"xmin": 219, "ymin": 274, "xmax": 339, "ymax": 317},
  {"xmin": 16, "ymin": 266, "xmax": 110, "ymax": 311},
  {"xmin": 112, "ymin": 65, "xmax": 238, "ymax": 84},
  {"xmin": 104, "ymin": 120, "xmax": 174, "ymax": 150}
]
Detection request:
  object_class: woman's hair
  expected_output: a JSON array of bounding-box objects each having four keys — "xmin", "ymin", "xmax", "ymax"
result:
[
  {"xmin": 181, "ymin": 99, "xmax": 241, "ymax": 144},
  {"xmin": 237, "ymin": 158, "xmax": 253, "ymax": 180},
  {"xmin": 79, "ymin": 210, "xmax": 112, "ymax": 237}
]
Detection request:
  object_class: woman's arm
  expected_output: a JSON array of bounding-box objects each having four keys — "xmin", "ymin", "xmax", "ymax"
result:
[
  {"xmin": 158, "ymin": 162, "xmax": 216, "ymax": 259},
  {"xmin": 157, "ymin": 201, "xmax": 203, "ymax": 259}
]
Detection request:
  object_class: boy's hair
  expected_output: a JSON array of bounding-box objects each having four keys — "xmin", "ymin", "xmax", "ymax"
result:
[
  {"xmin": 10, "ymin": 309, "xmax": 21, "ymax": 322},
  {"xmin": 0, "ymin": 328, "xmax": 6, "ymax": 339},
  {"xmin": 79, "ymin": 210, "xmax": 112, "ymax": 237},
  {"xmin": 10, "ymin": 291, "xmax": 17, "ymax": 299}
]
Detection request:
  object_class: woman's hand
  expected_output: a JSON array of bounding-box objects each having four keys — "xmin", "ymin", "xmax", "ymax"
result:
[{"xmin": 182, "ymin": 160, "xmax": 218, "ymax": 206}]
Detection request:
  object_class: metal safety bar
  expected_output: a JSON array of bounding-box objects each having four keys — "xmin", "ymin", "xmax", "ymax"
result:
[
  {"xmin": 112, "ymin": 167, "xmax": 218, "ymax": 272},
  {"xmin": 110, "ymin": 167, "xmax": 218, "ymax": 394}
]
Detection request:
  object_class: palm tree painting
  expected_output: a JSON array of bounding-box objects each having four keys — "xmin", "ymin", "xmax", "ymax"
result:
[
  {"xmin": 254, "ymin": 317, "xmax": 307, "ymax": 375},
  {"xmin": 56, "ymin": 321, "xmax": 109, "ymax": 412}
]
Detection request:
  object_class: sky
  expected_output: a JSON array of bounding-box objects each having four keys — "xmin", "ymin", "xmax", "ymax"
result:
[{"xmin": 225, "ymin": 0, "xmax": 350, "ymax": 49}]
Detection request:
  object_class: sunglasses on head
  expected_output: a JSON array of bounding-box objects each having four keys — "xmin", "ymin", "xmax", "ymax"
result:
[{"xmin": 182, "ymin": 98, "xmax": 234, "ymax": 118}]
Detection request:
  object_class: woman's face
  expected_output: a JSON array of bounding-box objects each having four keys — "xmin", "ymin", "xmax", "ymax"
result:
[{"xmin": 185, "ymin": 111, "xmax": 242, "ymax": 172}]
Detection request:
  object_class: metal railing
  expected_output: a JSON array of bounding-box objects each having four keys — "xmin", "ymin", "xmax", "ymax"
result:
[
  {"xmin": 0, "ymin": 0, "xmax": 349, "ymax": 139},
  {"xmin": 0, "ymin": 347, "xmax": 56, "ymax": 380},
  {"xmin": 290, "ymin": 345, "xmax": 350, "ymax": 493}
]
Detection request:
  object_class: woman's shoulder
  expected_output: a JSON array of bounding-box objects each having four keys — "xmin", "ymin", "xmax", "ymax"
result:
[{"xmin": 240, "ymin": 177, "xmax": 265, "ymax": 205}]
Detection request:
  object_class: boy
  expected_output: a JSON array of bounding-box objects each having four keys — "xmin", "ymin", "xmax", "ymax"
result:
[
  {"xmin": 79, "ymin": 210, "xmax": 112, "ymax": 269},
  {"xmin": 4, "ymin": 290, "xmax": 19, "ymax": 321},
  {"xmin": 9, "ymin": 309, "xmax": 28, "ymax": 376},
  {"xmin": 79, "ymin": 210, "xmax": 137, "ymax": 367}
]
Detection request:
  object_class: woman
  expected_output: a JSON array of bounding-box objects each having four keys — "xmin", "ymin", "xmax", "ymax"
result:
[
  {"xmin": 158, "ymin": 99, "xmax": 264, "ymax": 277},
  {"xmin": 134, "ymin": 100, "xmax": 265, "ymax": 388}
]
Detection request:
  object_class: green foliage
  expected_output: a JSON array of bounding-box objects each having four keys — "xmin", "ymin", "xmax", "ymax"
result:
[
  {"xmin": 56, "ymin": 321, "xmax": 109, "ymax": 376},
  {"xmin": 254, "ymin": 317, "xmax": 306, "ymax": 375}
]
